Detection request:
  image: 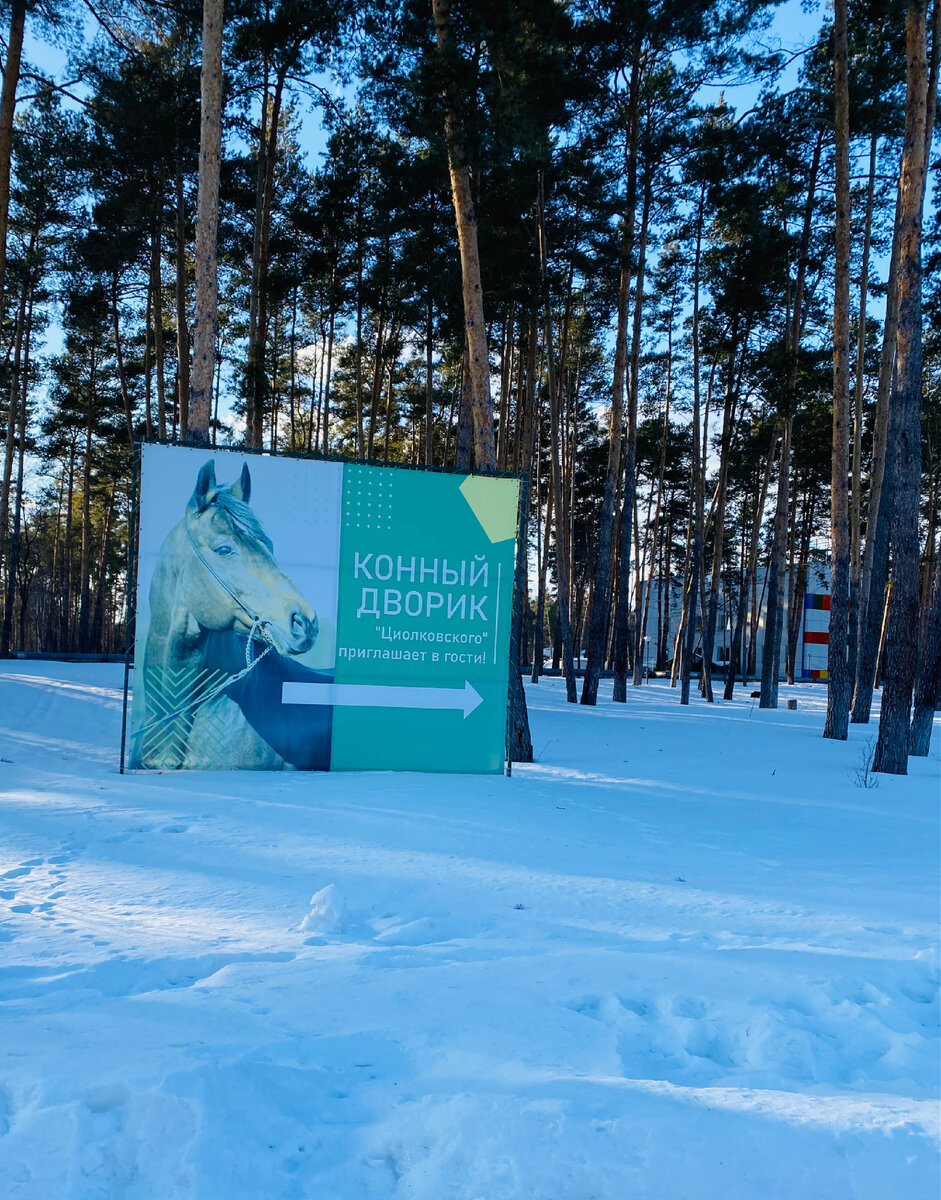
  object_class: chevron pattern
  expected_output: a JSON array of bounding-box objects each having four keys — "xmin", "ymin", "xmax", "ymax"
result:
[{"xmin": 138, "ymin": 663, "xmax": 231, "ymax": 770}]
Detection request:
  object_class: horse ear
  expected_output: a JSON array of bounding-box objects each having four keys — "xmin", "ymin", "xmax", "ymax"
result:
[
  {"xmin": 231, "ymin": 463, "xmax": 251, "ymax": 504},
  {"xmin": 191, "ymin": 460, "xmax": 216, "ymax": 512}
]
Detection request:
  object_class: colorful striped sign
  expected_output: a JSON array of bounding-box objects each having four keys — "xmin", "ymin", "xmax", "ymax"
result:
[{"xmin": 801, "ymin": 592, "xmax": 830, "ymax": 680}]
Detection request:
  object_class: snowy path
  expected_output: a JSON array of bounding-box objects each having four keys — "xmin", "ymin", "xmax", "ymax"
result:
[{"xmin": 0, "ymin": 662, "xmax": 938, "ymax": 1199}]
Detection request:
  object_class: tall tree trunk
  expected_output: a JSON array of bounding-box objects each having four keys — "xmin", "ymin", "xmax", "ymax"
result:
[
  {"xmin": 246, "ymin": 69, "xmax": 269, "ymax": 447},
  {"xmin": 874, "ymin": 2, "xmax": 932, "ymax": 774},
  {"xmin": 152, "ymin": 227, "xmax": 167, "ymax": 441},
  {"xmin": 537, "ymin": 170, "xmax": 576, "ymax": 701},
  {"xmin": 366, "ymin": 281, "xmax": 388, "ymax": 459},
  {"xmin": 921, "ymin": 460, "xmax": 938, "ymax": 610},
  {"xmin": 760, "ymin": 418, "xmax": 791, "ymax": 706},
  {"xmin": 532, "ymin": 433, "xmax": 551, "ymax": 683},
  {"xmin": 322, "ymin": 305, "xmax": 335, "ymax": 455},
  {"xmin": 783, "ymin": 480, "xmax": 799, "ymax": 684},
  {"xmin": 507, "ymin": 522, "xmax": 534, "ymax": 761},
  {"xmin": 700, "ymin": 335, "xmax": 743, "ymax": 702},
  {"xmin": 909, "ymin": 549, "xmax": 941, "ymax": 755},
  {"xmin": 581, "ymin": 61, "xmax": 639, "ymax": 705},
  {"xmin": 0, "ymin": 282, "xmax": 29, "ymax": 655},
  {"xmin": 188, "ymin": 0, "xmax": 224, "ymax": 445},
  {"xmin": 786, "ymin": 490, "xmax": 815, "ymax": 683},
  {"xmin": 761, "ymin": 131, "xmax": 822, "ymax": 706},
  {"xmin": 515, "ymin": 321, "xmax": 537, "ymax": 488},
  {"xmin": 0, "ymin": 0, "xmax": 25, "ymax": 319},
  {"xmin": 680, "ymin": 541, "xmax": 701, "ymax": 706},
  {"xmin": 874, "ymin": 580, "xmax": 892, "ymax": 686},
  {"xmin": 61, "ymin": 446, "xmax": 75, "ymax": 651},
  {"xmin": 287, "ymin": 280, "xmax": 298, "ymax": 449},
  {"xmin": 110, "ymin": 274, "xmax": 136, "ymax": 446},
  {"xmin": 425, "ymin": 292, "xmax": 435, "ymax": 466},
  {"xmin": 247, "ymin": 66, "xmax": 289, "ymax": 450},
  {"xmin": 679, "ymin": 186, "xmax": 707, "ymax": 704},
  {"xmin": 212, "ymin": 336, "xmax": 223, "ymax": 445},
  {"xmin": 89, "ymin": 485, "xmax": 115, "ymax": 654},
  {"xmin": 432, "ymin": 0, "xmax": 496, "ymax": 470},
  {"xmin": 521, "ymin": 318, "xmax": 538, "ymax": 477},
  {"xmin": 354, "ymin": 175, "xmax": 365, "ymax": 457},
  {"xmin": 848, "ymin": 133, "xmax": 878, "ymax": 671},
  {"xmin": 309, "ymin": 334, "xmax": 322, "ymax": 451},
  {"xmin": 77, "ymin": 355, "xmax": 96, "ymax": 653},
  {"xmin": 0, "ymin": 279, "xmax": 27, "ymax": 544},
  {"xmin": 612, "ymin": 171, "xmax": 651, "ymax": 703},
  {"xmin": 496, "ymin": 307, "xmax": 513, "ymax": 470},
  {"xmin": 175, "ymin": 165, "xmax": 191, "ymax": 441},
  {"xmin": 455, "ymin": 344, "xmax": 473, "ymax": 470},
  {"xmin": 854, "ymin": 0, "xmax": 940, "ymax": 722},
  {"xmin": 634, "ymin": 330, "xmax": 673, "ymax": 686},
  {"xmin": 852, "ymin": 184, "xmax": 903, "ymax": 722},
  {"xmin": 508, "ymin": 334, "xmax": 535, "ymax": 761},
  {"xmin": 725, "ymin": 432, "xmax": 776, "ymax": 699},
  {"xmin": 748, "ymin": 560, "xmax": 769, "ymax": 679},
  {"xmin": 825, "ymin": 0, "xmax": 852, "ymax": 740},
  {"xmin": 143, "ymin": 270, "xmax": 154, "ymax": 439},
  {"xmin": 558, "ymin": 269, "xmax": 576, "ymax": 641}
]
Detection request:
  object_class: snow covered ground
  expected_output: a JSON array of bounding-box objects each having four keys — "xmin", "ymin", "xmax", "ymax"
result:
[{"xmin": 0, "ymin": 661, "xmax": 938, "ymax": 1199}]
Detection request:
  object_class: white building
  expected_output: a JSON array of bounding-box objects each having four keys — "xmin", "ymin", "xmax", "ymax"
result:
[{"xmin": 634, "ymin": 564, "xmax": 832, "ymax": 680}]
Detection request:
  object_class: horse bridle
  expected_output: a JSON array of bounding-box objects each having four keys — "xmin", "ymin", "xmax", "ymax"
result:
[
  {"xmin": 184, "ymin": 509, "xmax": 271, "ymax": 636},
  {"xmin": 132, "ymin": 513, "xmax": 276, "ymax": 742}
]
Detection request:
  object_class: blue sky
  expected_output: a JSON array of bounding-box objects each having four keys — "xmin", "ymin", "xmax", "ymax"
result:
[
  {"xmin": 14, "ymin": 0, "xmax": 840, "ymax": 438},
  {"xmin": 23, "ymin": 0, "xmax": 825, "ymax": 173}
]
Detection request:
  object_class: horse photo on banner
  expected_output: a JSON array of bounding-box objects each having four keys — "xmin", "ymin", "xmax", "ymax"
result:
[
  {"xmin": 126, "ymin": 443, "xmax": 520, "ymax": 774},
  {"xmin": 128, "ymin": 444, "xmax": 343, "ymax": 771}
]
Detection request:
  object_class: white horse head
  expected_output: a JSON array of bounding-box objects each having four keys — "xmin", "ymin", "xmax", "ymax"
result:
[{"xmin": 177, "ymin": 459, "xmax": 317, "ymax": 655}]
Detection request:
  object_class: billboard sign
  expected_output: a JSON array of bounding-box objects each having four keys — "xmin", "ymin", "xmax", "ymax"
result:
[{"xmin": 127, "ymin": 443, "xmax": 519, "ymax": 774}]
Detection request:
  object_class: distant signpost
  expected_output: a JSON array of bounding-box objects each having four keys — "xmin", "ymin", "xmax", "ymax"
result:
[{"xmin": 801, "ymin": 593, "xmax": 831, "ymax": 680}]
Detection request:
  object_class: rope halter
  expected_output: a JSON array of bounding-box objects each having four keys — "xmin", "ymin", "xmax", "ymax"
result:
[{"xmin": 132, "ymin": 513, "xmax": 277, "ymax": 741}]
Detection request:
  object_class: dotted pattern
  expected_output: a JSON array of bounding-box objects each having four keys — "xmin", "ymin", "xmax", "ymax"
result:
[{"xmin": 343, "ymin": 465, "xmax": 394, "ymax": 531}]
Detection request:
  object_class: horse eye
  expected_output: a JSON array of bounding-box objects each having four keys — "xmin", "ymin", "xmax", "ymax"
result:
[{"xmin": 214, "ymin": 544, "xmax": 234, "ymax": 556}]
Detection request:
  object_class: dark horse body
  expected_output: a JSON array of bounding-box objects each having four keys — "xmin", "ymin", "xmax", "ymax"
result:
[{"xmin": 131, "ymin": 459, "xmax": 333, "ymax": 770}]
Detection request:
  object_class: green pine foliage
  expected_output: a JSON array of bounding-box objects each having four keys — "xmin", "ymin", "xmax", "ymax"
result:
[{"xmin": 0, "ymin": 0, "xmax": 934, "ymax": 772}]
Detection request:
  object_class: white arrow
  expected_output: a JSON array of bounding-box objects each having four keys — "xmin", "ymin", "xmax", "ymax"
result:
[{"xmin": 281, "ymin": 679, "xmax": 484, "ymax": 719}]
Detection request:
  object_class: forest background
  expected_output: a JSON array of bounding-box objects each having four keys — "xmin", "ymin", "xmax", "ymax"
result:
[{"xmin": 0, "ymin": 0, "xmax": 938, "ymax": 775}]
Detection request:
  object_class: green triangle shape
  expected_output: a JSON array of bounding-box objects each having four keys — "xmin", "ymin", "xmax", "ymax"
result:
[{"xmin": 459, "ymin": 476, "xmax": 519, "ymax": 543}]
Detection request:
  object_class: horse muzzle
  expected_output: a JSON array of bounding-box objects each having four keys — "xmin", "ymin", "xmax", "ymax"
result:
[
  {"xmin": 266, "ymin": 609, "xmax": 316, "ymax": 657},
  {"xmin": 288, "ymin": 609, "xmax": 317, "ymax": 653}
]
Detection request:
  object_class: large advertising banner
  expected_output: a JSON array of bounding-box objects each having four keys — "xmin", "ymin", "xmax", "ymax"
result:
[{"xmin": 127, "ymin": 443, "xmax": 519, "ymax": 774}]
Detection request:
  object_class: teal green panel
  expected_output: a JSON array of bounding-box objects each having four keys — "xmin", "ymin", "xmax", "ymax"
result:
[{"xmin": 330, "ymin": 465, "xmax": 518, "ymax": 773}]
